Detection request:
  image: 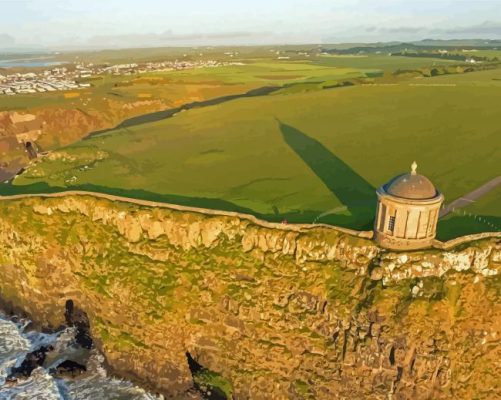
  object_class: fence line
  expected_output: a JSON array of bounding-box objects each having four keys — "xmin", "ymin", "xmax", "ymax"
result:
[
  {"xmin": 0, "ymin": 191, "xmax": 374, "ymax": 238},
  {"xmin": 1, "ymin": 191, "xmax": 499, "ymax": 248}
]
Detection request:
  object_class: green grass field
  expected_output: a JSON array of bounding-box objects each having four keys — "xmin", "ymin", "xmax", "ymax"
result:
[
  {"xmin": 0, "ymin": 60, "xmax": 376, "ymax": 114},
  {"xmin": 439, "ymin": 186, "xmax": 501, "ymax": 240},
  {"xmin": 0, "ymin": 50, "xmax": 474, "ymax": 112},
  {"xmin": 2, "ymin": 57, "xmax": 381, "ymax": 166},
  {"xmin": 314, "ymin": 54, "xmax": 459, "ymax": 70},
  {"xmin": 451, "ymin": 49, "xmax": 501, "ymax": 60},
  {"xmin": 7, "ymin": 65, "xmax": 501, "ymax": 238}
]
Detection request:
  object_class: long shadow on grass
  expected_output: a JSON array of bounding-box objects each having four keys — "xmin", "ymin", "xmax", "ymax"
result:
[
  {"xmin": 278, "ymin": 121, "xmax": 376, "ymax": 221},
  {"xmin": 437, "ymin": 214, "xmax": 501, "ymax": 241}
]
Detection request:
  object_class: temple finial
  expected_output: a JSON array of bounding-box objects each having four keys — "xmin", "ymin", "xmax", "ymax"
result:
[{"xmin": 411, "ymin": 161, "xmax": 418, "ymax": 175}]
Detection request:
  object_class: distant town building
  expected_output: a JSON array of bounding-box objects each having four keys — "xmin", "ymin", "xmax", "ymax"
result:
[
  {"xmin": 374, "ymin": 162, "xmax": 444, "ymax": 250},
  {"xmin": 0, "ymin": 59, "xmax": 244, "ymax": 97}
]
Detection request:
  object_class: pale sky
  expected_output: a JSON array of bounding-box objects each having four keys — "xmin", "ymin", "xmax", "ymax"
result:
[{"xmin": 2, "ymin": 0, "xmax": 501, "ymax": 49}]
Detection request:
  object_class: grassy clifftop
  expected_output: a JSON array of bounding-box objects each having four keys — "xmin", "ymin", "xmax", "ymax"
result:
[
  {"xmin": 0, "ymin": 195, "xmax": 499, "ymax": 399},
  {"xmin": 9, "ymin": 68, "xmax": 501, "ymax": 237}
]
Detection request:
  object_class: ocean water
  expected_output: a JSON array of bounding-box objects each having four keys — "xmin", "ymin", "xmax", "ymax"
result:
[
  {"xmin": 0, "ymin": 59, "xmax": 61, "ymax": 68},
  {"xmin": 0, "ymin": 315, "xmax": 160, "ymax": 400}
]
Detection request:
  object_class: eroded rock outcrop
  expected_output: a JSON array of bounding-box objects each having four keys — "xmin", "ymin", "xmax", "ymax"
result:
[{"xmin": 0, "ymin": 195, "xmax": 499, "ymax": 399}]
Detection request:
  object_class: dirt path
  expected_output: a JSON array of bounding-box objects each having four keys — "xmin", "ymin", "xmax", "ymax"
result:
[{"xmin": 439, "ymin": 175, "xmax": 501, "ymax": 218}]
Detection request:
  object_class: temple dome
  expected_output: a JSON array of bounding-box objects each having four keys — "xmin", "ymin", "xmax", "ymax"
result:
[
  {"xmin": 374, "ymin": 161, "xmax": 444, "ymax": 250},
  {"xmin": 384, "ymin": 162, "xmax": 438, "ymax": 200}
]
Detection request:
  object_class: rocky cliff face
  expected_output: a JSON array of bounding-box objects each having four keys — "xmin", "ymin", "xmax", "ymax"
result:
[
  {"xmin": 0, "ymin": 195, "xmax": 499, "ymax": 399},
  {"xmin": 0, "ymin": 100, "xmax": 166, "ymax": 175}
]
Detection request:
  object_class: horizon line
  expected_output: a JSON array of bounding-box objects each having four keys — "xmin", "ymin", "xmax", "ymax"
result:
[{"xmin": 1, "ymin": 37, "xmax": 501, "ymax": 54}]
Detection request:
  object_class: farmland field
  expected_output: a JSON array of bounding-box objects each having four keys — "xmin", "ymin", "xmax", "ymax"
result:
[
  {"xmin": 314, "ymin": 54, "xmax": 459, "ymax": 70},
  {"xmin": 0, "ymin": 55, "xmax": 384, "ymax": 182},
  {"xmin": 439, "ymin": 186, "xmax": 501, "ymax": 240},
  {"xmin": 6, "ymin": 60, "xmax": 501, "ymax": 239}
]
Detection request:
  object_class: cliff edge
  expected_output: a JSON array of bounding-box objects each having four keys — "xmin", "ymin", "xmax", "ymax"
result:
[{"xmin": 0, "ymin": 195, "xmax": 499, "ymax": 399}]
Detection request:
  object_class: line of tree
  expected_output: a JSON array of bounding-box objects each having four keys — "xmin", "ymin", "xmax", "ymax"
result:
[
  {"xmin": 393, "ymin": 62, "xmax": 498, "ymax": 78},
  {"xmin": 390, "ymin": 51, "xmax": 495, "ymax": 62}
]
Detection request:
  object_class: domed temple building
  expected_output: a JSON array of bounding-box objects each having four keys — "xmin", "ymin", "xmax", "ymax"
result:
[{"xmin": 374, "ymin": 162, "xmax": 444, "ymax": 250}]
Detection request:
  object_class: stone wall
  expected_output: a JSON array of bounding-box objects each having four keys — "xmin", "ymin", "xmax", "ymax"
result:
[{"xmin": 433, "ymin": 231, "xmax": 501, "ymax": 250}]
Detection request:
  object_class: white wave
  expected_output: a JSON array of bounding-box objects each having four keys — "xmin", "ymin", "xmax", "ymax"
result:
[
  {"xmin": 0, "ymin": 318, "xmax": 31, "ymax": 386},
  {"xmin": 0, "ymin": 367, "xmax": 62, "ymax": 400},
  {"xmin": 0, "ymin": 316, "xmax": 162, "ymax": 399},
  {"xmin": 60, "ymin": 352, "xmax": 161, "ymax": 400}
]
